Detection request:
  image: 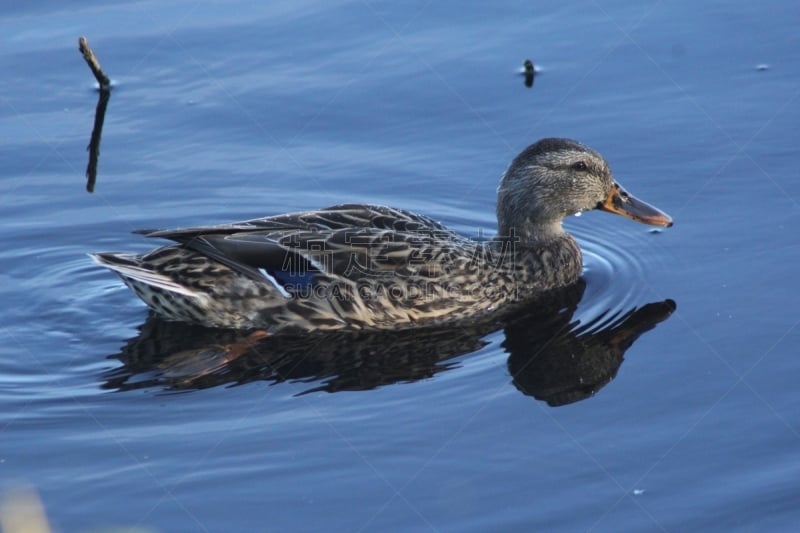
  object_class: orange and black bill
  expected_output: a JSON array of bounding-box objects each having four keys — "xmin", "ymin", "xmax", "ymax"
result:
[{"xmin": 598, "ymin": 183, "xmax": 673, "ymax": 227}]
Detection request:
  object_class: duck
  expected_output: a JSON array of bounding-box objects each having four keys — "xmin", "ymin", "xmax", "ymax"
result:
[{"xmin": 90, "ymin": 138, "xmax": 672, "ymax": 332}]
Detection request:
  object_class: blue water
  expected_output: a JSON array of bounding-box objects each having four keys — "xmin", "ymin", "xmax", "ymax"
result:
[{"xmin": 1, "ymin": 1, "xmax": 799, "ymax": 531}]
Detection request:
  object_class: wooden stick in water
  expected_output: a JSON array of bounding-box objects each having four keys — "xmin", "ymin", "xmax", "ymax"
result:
[
  {"xmin": 85, "ymin": 88, "xmax": 111, "ymax": 192},
  {"xmin": 78, "ymin": 36, "xmax": 110, "ymax": 89},
  {"xmin": 78, "ymin": 36, "xmax": 112, "ymax": 191}
]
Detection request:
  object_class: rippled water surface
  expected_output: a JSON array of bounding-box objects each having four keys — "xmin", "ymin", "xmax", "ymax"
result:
[{"xmin": 1, "ymin": 1, "xmax": 798, "ymax": 531}]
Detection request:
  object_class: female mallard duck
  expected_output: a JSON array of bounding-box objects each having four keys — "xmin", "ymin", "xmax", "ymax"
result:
[{"xmin": 91, "ymin": 138, "xmax": 672, "ymax": 332}]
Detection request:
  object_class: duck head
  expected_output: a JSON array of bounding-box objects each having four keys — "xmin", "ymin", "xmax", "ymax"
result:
[{"xmin": 496, "ymin": 138, "xmax": 672, "ymax": 240}]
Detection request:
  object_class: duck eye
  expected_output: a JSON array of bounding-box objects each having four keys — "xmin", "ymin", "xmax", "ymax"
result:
[{"xmin": 571, "ymin": 161, "xmax": 588, "ymax": 171}]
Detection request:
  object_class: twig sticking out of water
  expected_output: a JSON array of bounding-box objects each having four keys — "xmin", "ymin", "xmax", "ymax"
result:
[
  {"xmin": 78, "ymin": 36, "xmax": 112, "ymax": 192},
  {"xmin": 78, "ymin": 36, "xmax": 110, "ymax": 89},
  {"xmin": 523, "ymin": 59, "xmax": 535, "ymax": 88},
  {"xmin": 85, "ymin": 88, "xmax": 111, "ymax": 192}
]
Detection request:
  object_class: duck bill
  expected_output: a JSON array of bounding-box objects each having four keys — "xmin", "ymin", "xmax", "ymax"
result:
[{"xmin": 598, "ymin": 184, "xmax": 673, "ymax": 227}]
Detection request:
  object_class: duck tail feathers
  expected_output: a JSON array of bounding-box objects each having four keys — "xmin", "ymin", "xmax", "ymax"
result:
[{"xmin": 88, "ymin": 252, "xmax": 206, "ymax": 300}]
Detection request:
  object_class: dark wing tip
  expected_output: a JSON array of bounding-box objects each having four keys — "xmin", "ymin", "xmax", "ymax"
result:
[{"xmin": 133, "ymin": 228, "xmax": 162, "ymax": 236}]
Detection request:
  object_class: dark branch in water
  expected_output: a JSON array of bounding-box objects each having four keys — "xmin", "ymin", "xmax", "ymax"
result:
[
  {"xmin": 86, "ymin": 88, "xmax": 111, "ymax": 192},
  {"xmin": 523, "ymin": 59, "xmax": 535, "ymax": 88},
  {"xmin": 78, "ymin": 36, "xmax": 112, "ymax": 192},
  {"xmin": 78, "ymin": 36, "xmax": 110, "ymax": 89}
]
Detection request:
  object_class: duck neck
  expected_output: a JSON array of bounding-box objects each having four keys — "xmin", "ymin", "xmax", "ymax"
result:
[
  {"xmin": 497, "ymin": 218, "xmax": 565, "ymax": 243},
  {"xmin": 493, "ymin": 219, "xmax": 583, "ymax": 294}
]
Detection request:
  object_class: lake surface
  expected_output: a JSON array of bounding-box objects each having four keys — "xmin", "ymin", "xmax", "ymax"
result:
[{"xmin": 1, "ymin": 1, "xmax": 798, "ymax": 531}]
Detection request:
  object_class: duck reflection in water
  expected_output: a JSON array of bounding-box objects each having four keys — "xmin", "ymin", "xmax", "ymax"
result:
[{"xmin": 102, "ymin": 281, "xmax": 675, "ymax": 407}]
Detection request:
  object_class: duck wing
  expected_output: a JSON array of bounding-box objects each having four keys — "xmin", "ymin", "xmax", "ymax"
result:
[
  {"xmin": 135, "ymin": 204, "xmax": 479, "ymax": 297},
  {"xmin": 136, "ymin": 204, "xmax": 450, "ymax": 240}
]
